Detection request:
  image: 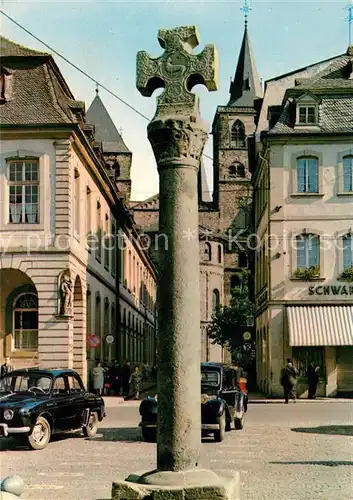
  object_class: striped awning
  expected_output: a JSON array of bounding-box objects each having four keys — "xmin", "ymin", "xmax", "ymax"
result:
[{"xmin": 287, "ymin": 306, "xmax": 353, "ymax": 346}]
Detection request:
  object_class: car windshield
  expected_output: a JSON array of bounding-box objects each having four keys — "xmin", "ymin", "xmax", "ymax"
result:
[
  {"xmin": 201, "ymin": 370, "xmax": 220, "ymax": 387},
  {"xmin": 0, "ymin": 374, "xmax": 52, "ymax": 395}
]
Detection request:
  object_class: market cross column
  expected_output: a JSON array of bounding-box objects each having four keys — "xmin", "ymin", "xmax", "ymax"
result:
[{"xmin": 111, "ymin": 25, "xmax": 239, "ymax": 499}]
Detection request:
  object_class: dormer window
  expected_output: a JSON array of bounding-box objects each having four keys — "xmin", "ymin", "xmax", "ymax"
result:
[{"xmin": 299, "ymin": 106, "xmax": 316, "ymax": 124}]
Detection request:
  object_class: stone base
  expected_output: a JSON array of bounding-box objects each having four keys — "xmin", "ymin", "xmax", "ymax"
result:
[{"xmin": 111, "ymin": 468, "xmax": 239, "ymax": 499}]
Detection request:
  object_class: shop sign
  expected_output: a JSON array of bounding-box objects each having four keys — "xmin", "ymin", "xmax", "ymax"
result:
[{"xmin": 308, "ymin": 284, "xmax": 353, "ymax": 296}]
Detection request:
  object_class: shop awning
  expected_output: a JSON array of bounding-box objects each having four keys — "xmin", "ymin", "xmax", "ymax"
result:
[{"xmin": 287, "ymin": 306, "xmax": 353, "ymax": 346}]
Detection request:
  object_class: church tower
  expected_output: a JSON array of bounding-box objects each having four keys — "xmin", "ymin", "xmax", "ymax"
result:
[
  {"xmin": 212, "ymin": 17, "xmax": 263, "ymax": 229},
  {"xmin": 86, "ymin": 92, "xmax": 132, "ymax": 201}
]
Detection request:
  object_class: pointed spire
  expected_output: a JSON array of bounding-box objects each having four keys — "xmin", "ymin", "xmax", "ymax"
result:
[
  {"xmin": 227, "ymin": 23, "xmax": 263, "ymax": 107},
  {"xmin": 86, "ymin": 93, "xmax": 130, "ymax": 153}
]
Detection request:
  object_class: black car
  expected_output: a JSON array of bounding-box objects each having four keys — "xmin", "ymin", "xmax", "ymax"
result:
[
  {"xmin": 0, "ymin": 368, "xmax": 106, "ymax": 450},
  {"xmin": 139, "ymin": 362, "xmax": 247, "ymax": 443}
]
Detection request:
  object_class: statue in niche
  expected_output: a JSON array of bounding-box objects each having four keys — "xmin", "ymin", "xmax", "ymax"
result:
[{"xmin": 59, "ymin": 271, "xmax": 73, "ymax": 316}]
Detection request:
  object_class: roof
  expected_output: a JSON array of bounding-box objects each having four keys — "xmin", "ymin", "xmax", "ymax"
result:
[
  {"xmin": 269, "ymin": 50, "xmax": 353, "ymax": 135},
  {"xmin": 0, "ymin": 36, "xmax": 49, "ymax": 57},
  {"xmin": 3, "ymin": 368, "xmax": 78, "ymax": 377},
  {"xmin": 86, "ymin": 94, "xmax": 131, "ymax": 154},
  {"xmin": 257, "ymin": 50, "xmax": 352, "ymax": 134},
  {"xmin": 228, "ymin": 26, "xmax": 263, "ymax": 107},
  {"xmin": 0, "ymin": 36, "xmax": 80, "ymax": 125}
]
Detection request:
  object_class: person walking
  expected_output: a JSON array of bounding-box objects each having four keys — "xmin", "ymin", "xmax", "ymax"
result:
[
  {"xmin": 280, "ymin": 358, "xmax": 299, "ymax": 404},
  {"xmin": 129, "ymin": 366, "xmax": 141, "ymax": 400},
  {"xmin": 307, "ymin": 362, "xmax": 320, "ymax": 399},
  {"xmin": 121, "ymin": 360, "xmax": 131, "ymax": 398},
  {"xmin": 92, "ymin": 362, "xmax": 105, "ymax": 396},
  {"xmin": 1, "ymin": 357, "xmax": 14, "ymax": 377},
  {"xmin": 111, "ymin": 360, "xmax": 122, "ymax": 396}
]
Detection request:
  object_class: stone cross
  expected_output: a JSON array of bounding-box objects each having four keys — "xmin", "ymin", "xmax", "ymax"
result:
[
  {"xmin": 111, "ymin": 26, "xmax": 239, "ymax": 500},
  {"xmin": 137, "ymin": 25, "xmax": 218, "ymax": 117}
]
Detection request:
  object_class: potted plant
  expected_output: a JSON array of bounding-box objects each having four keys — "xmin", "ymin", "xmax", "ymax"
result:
[
  {"xmin": 339, "ymin": 266, "xmax": 353, "ymax": 282},
  {"xmin": 293, "ymin": 265, "xmax": 320, "ymax": 281}
]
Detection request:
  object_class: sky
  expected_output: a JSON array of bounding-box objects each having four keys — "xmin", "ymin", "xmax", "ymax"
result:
[{"xmin": 0, "ymin": 0, "xmax": 350, "ymax": 200}]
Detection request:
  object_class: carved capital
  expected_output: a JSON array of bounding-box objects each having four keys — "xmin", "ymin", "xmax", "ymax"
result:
[{"xmin": 147, "ymin": 116, "xmax": 208, "ymax": 169}]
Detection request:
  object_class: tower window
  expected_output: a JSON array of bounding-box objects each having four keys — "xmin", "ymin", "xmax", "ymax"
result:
[{"xmin": 231, "ymin": 120, "xmax": 246, "ymax": 149}]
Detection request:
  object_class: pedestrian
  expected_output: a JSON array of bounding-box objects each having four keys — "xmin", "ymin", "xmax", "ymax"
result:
[
  {"xmin": 92, "ymin": 361, "xmax": 105, "ymax": 396},
  {"xmin": 1, "ymin": 357, "xmax": 14, "ymax": 377},
  {"xmin": 280, "ymin": 358, "xmax": 299, "ymax": 404},
  {"xmin": 121, "ymin": 360, "xmax": 131, "ymax": 398},
  {"xmin": 151, "ymin": 364, "xmax": 157, "ymax": 383},
  {"xmin": 111, "ymin": 360, "xmax": 122, "ymax": 396},
  {"xmin": 307, "ymin": 362, "xmax": 320, "ymax": 399},
  {"xmin": 129, "ymin": 366, "xmax": 141, "ymax": 400}
]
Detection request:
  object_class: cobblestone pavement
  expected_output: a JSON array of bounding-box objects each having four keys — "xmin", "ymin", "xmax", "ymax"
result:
[{"xmin": 1, "ymin": 401, "xmax": 352, "ymax": 500}]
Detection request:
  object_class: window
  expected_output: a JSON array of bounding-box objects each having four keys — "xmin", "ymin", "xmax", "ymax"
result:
[
  {"xmin": 204, "ymin": 242, "xmax": 211, "ymax": 261},
  {"xmin": 13, "ymin": 293, "xmax": 38, "ymax": 350},
  {"xmin": 53, "ymin": 377, "xmax": 67, "ymax": 395},
  {"xmin": 230, "ymin": 274, "xmax": 241, "ymax": 290},
  {"xmin": 217, "ymin": 244, "xmax": 222, "ymax": 264},
  {"xmin": 8, "ymin": 160, "xmax": 39, "ymax": 223},
  {"xmin": 297, "ymin": 157, "xmax": 318, "ymax": 193},
  {"xmin": 297, "ymin": 234, "xmax": 319, "ymax": 269},
  {"xmin": 298, "ymin": 106, "xmax": 316, "ymax": 124},
  {"xmin": 111, "ymin": 220, "xmax": 117, "ymax": 278},
  {"xmin": 74, "ymin": 169, "xmax": 80, "ymax": 239},
  {"xmin": 343, "ymin": 156, "xmax": 353, "ymax": 192},
  {"xmin": 95, "ymin": 294, "xmax": 101, "ymax": 359},
  {"xmin": 228, "ymin": 165, "xmax": 237, "ymax": 177},
  {"xmin": 86, "ymin": 186, "xmax": 92, "ymax": 250},
  {"xmin": 231, "ymin": 120, "xmax": 246, "ymax": 148},
  {"xmin": 212, "ymin": 289, "xmax": 220, "ymax": 313},
  {"xmin": 104, "ymin": 214, "xmax": 110, "ymax": 271},
  {"xmin": 238, "ymin": 252, "xmax": 248, "ymax": 268},
  {"xmin": 68, "ymin": 375, "xmax": 83, "ymax": 393},
  {"xmin": 343, "ymin": 234, "xmax": 353, "ymax": 270},
  {"xmin": 96, "ymin": 201, "xmax": 102, "ymax": 262},
  {"xmin": 292, "ymin": 347, "xmax": 325, "ymax": 378}
]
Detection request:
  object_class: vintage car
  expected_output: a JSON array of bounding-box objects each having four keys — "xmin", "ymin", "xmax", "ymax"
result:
[
  {"xmin": 139, "ymin": 362, "xmax": 247, "ymax": 443},
  {"xmin": 0, "ymin": 368, "xmax": 106, "ymax": 450}
]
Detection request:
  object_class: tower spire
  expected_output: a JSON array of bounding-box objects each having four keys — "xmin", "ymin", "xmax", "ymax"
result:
[
  {"xmin": 345, "ymin": 0, "xmax": 353, "ymax": 46},
  {"xmin": 241, "ymin": 0, "xmax": 252, "ymax": 29}
]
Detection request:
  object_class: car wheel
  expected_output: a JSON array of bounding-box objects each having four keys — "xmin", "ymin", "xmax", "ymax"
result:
[
  {"xmin": 83, "ymin": 412, "xmax": 98, "ymax": 438},
  {"xmin": 234, "ymin": 414, "xmax": 244, "ymax": 430},
  {"xmin": 27, "ymin": 416, "xmax": 51, "ymax": 450},
  {"xmin": 214, "ymin": 413, "xmax": 226, "ymax": 442},
  {"xmin": 141, "ymin": 427, "xmax": 156, "ymax": 443}
]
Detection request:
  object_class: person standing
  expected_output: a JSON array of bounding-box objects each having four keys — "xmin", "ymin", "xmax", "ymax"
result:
[
  {"xmin": 1, "ymin": 357, "xmax": 14, "ymax": 377},
  {"xmin": 92, "ymin": 362, "xmax": 105, "ymax": 396},
  {"xmin": 307, "ymin": 362, "xmax": 320, "ymax": 399},
  {"xmin": 280, "ymin": 358, "xmax": 299, "ymax": 404},
  {"xmin": 129, "ymin": 366, "xmax": 141, "ymax": 400},
  {"xmin": 121, "ymin": 360, "xmax": 131, "ymax": 398},
  {"xmin": 111, "ymin": 360, "xmax": 122, "ymax": 396}
]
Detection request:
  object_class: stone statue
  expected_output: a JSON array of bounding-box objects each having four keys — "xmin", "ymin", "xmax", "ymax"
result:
[{"xmin": 59, "ymin": 271, "xmax": 73, "ymax": 316}]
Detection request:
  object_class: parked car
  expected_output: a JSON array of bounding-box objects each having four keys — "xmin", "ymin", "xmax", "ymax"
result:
[
  {"xmin": 0, "ymin": 368, "xmax": 106, "ymax": 450},
  {"xmin": 139, "ymin": 362, "xmax": 247, "ymax": 443}
]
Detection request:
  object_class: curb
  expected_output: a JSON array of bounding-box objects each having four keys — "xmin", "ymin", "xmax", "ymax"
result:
[{"xmin": 248, "ymin": 398, "xmax": 352, "ymax": 404}]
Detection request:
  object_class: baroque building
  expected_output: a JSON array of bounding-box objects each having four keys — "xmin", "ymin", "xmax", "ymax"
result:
[
  {"xmin": 0, "ymin": 37, "xmax": 157, "ymax": 385},
  {"xmin": 250, "ymin": 45, "xmax": 353, "ymax": 397},
  {"xmin": 131, "ymin": 23, "xmax": 263, "ymax": 366}
]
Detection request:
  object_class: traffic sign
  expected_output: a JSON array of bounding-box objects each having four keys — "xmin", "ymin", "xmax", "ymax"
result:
[
  {"xmin": 105, "ymin": 335, "xmax": 114, "ymax": 344},
  {"xmin": 87, "ymin": 334, "xmax": 101, "ymax": 348},
  {"xmin": 243, "ymin": 331, "xmax": 251, "ymax": 341}
]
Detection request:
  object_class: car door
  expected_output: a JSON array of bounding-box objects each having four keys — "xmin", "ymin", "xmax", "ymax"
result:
[
  {"xmin": 51, "ymin": 375, "xmax": 76, "ymax": 431},
  {"xmin": 220, "ymin": 369, "xmax": 237, "ymax": 421},
  {"xmin": 67, "ymin": 374, "xmax": 86, "ymax": 429}
]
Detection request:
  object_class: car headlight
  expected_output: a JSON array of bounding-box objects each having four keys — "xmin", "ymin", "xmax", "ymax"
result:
[
  {"xmin": 4, "ymin": 409, "xmax": 14, "ymax": 421},
  {"xmin": 201, "ymin": 394, "xmax": 209, "ymax": 404}
]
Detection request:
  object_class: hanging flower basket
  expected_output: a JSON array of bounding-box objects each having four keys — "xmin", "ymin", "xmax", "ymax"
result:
[
  {"xmin": 293, "ymin": 265, "xmax": 320, "ymax": 281},
  {"xmin": 339, "ymin": 267, "xmax": 353, "ymax": 282}
]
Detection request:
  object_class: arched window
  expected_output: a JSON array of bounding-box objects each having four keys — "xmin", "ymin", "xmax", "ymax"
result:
[
  {"xmin": 236, "ymin": 163, "xmax": 245, "ymax": 177},
  {"xmin": 217, "ymin": 244, "xmax": 222, "ymax": 264},
  {"xmin": 74, "ymin": 169, "xmax": 80, "ymax": 239},
  {"xmin": 228, "ymin": 165, "xmax": 237, "ymax": 177},
  {"xmin": 231, "ymin": 120, "xmax": 246, "ymax": 148},
  {"xmin": 297, "ymin": 157, "xmax": 318, "ymax": 193},
  {"xmin": 113, "ymin": 161, "xmax": 121, "ymax": 179},
  {"xmin": 296, "ymin": 234, "xmax": 319, "ymax": 269},
  {"xmin": 343, "ymin": 234, "xmax": 353, "ymax": 270},
  {"xmin": 86, "ymin": 287, "xmax": 91, "ymax": 336},
  {"xmin": 343, "ymin": 156, "xmax": 353, "ymax": 192},
  {"xmin": 230, "ymin": 274, "xmax": 241, "ymax": 290},
  {"xmin": 204, "ymin": 242, "xmax": 212, "ymax": 261},
  {"xmin": 212, "ymin": 289, "xmax": 220, "ymax": 313},
  {"xmin": 13, "ymin": 293, "xmax": 38, "ymax": 349},
  {"xmin": 238, "ymin": 252, "xmax": 248, "ymax": 268}
]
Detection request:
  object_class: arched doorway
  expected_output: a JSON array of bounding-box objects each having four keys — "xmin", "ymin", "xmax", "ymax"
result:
[
  {"xmin": 0, "ymin": 269, "xmax": 38, "ymax": 368},
  {"xmin": 73, "ymin": 274, "xmax": 86, "ymax": 380}
]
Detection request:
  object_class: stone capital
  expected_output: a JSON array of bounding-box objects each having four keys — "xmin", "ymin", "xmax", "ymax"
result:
[{"xmin": 147, "ymin": 115, "xmax": 209, "ymax": 170}]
